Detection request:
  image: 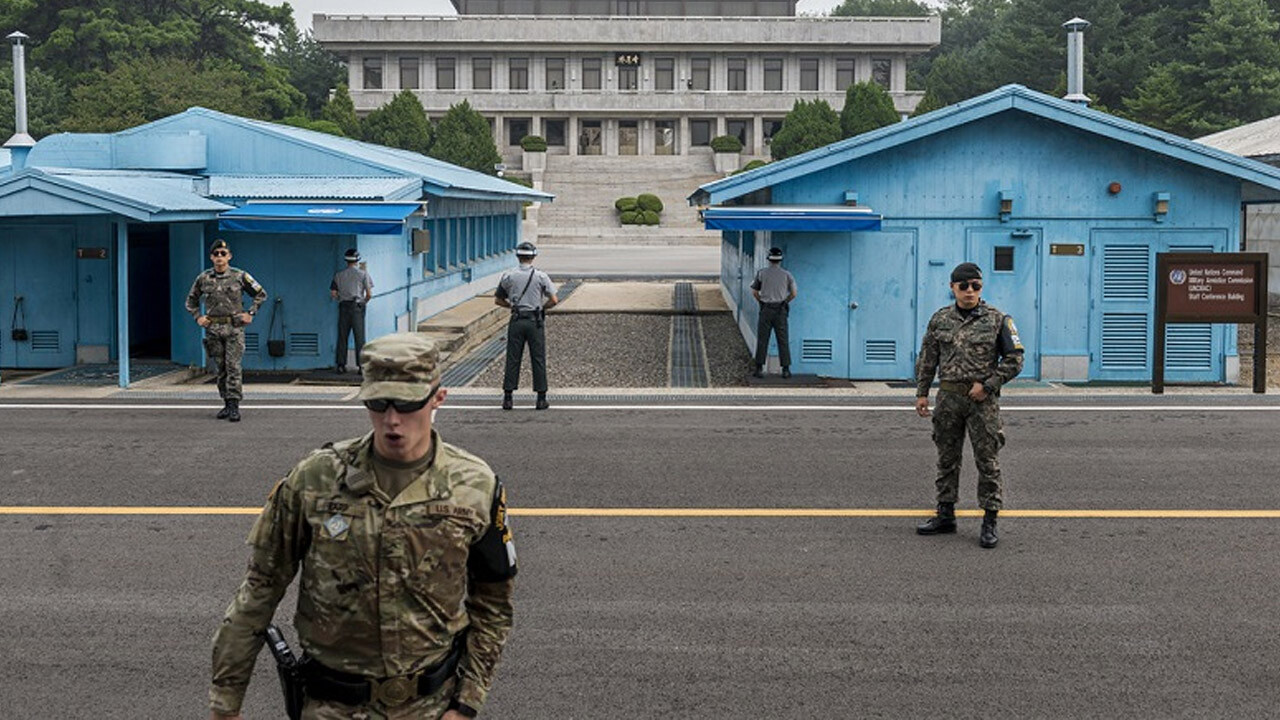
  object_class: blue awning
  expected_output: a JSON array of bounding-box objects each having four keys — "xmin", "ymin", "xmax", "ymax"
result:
[
  {"xmin": 218, "ymin": 202, "xmax": 423, "ymax": 235},
  {"xmin": 702, "ymin": 205, "xmax": 882, "ymax": 232}
]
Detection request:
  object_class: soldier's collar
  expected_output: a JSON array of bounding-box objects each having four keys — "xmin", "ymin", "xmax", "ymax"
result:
[{"xmin": 339, "ymin": 433, "xmax": 379, "ymax": 495}]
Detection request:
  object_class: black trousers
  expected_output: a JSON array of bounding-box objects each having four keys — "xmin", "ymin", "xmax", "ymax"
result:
[
  {"xmin": 503, "ymin": 315, "xmax": 548, "ymax": 393},
  {"xmin": 754, "ymin": 302, "xmax": 791, "ymax": 368},
  {"xmin": 336, "ymin": 301, "xmax": 366, "ymax": 367}
]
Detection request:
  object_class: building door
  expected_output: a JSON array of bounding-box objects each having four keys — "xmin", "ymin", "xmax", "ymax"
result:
[
  {"xmin": 847, "ymin": 230, "xmax": 917, "ymax": 380},
  {"xmin": 1, "ymin": 224, "xmax": 77, "ymax": 368},
  {"xmin": 578, "ymin": 120, "xmax": 602, "ymax": 155},
  {"xmin": 654, "ymin": 120, "xmax": 675, "ymax": 155},
  {"xmin": 619, "ymin": 121, "xmax": 639, "ymax": 155},
  {"xmin": 966, "ymin": 228, "xmax": 1040, "ymax": 378},
  {"xmin": 128, "ymin": 224, "xmax": 171, "ymax": 358}
]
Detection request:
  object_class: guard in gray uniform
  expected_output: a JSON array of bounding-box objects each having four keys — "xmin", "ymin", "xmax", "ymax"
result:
[
  {"xmin": 914, "ymin": 262, "xmax": 1024, "ymax": 549},
  {"xmin": 330, "ymin": 247, "xmax": 373, "ymax": 373},
  {"xmin": 751, "ymin": 247, "xmax": 798, "ymax": 378},
  {"xmin": 495, "ymin": 242, "xmax": 558, "ymax": 410},
  {"xmin": 185, "ymin": 239, "xmax": 267, "ymax": 422}
]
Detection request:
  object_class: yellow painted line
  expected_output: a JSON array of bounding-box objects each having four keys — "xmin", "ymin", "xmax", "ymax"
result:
[{"xmin": 2, "ymin": 506, "xmax": 1279, "ymax": 519}]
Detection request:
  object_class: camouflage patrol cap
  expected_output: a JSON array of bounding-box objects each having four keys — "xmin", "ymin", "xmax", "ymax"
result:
[{"xmin": 356, "ymin": 333, "xmax": 441, "ymax": 401}]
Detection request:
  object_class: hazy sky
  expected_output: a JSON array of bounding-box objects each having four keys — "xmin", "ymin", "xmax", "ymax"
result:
[{"xmin": 280, "ymin": 0, "xmax": 846, "ymax": 29}]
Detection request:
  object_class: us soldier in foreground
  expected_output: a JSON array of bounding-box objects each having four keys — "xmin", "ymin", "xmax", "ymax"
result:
[
  {"xmin": 495, "ymin": 242, "xmax": 558, "ymax": 410},
  {"xmin": 914, "ymin": 262, "xmax": 1024, "ymax": 548},
  {"xmin": 186, "ymin": 239, "xmax": 267, "ymax": 422},
  {"xmin": 209, "ymin": 333, "xmax": 517, "ymax": 719}
]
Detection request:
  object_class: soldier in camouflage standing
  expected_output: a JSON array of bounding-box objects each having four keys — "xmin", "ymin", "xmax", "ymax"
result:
[
  {"xmin": 185, "ymin": 239, "xmax": 267, "ymax": 422},
  {"xmin": 914, "ymin": 262, "xmax": 1024, "ymax": 548},
  {"xmin": 209, "ymin": 333, "xmax": 517, "ymax": 720}
]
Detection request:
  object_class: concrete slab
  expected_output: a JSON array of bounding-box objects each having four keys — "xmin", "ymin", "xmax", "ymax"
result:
[{"xmin": 554, "ymin": 281, "xmax": 675, "ymax": 313}]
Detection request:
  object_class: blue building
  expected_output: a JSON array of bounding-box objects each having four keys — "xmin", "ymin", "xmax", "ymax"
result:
[
  {"xmin": 0, "ymin": 108, "xmax": 549, "ymax": 384},
  {"xmin": 692, "ymin": 85, "xmax": 1280, "ymax": 384}
]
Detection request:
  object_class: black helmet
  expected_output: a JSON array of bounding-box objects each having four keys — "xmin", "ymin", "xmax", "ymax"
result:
[
  {"xmin": 344, "ymin": 248, "xmax": 360, "ymax": 262},
  {"xmin": 515, "ymin": 241, "xmax": 538, "ymax": 257},
  {"xmin": 767, "ymin": 247, "xmax": 784, "ymax": 261}
]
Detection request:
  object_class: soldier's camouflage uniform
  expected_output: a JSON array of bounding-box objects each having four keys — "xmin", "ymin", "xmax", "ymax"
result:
[
  {"xmin": 185, "ymin": 268, "xmax": 267, "ymax": 401},
  {"xmin": 209, "ymin": 430, "xmax": 516, "ymax": 719},
  {"xmin": 915, "ymin": 300, "xmax": 1024, "ymax": 510}
]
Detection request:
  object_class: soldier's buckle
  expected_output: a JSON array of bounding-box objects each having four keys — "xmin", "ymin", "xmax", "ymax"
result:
[{"xmin": 371, "ymin": 675, "xmax": 417, "ymax": 707}]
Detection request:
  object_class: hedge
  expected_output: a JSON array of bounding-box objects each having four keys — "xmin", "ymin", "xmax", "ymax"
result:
[
  {"xmin": 520, "ymin": 135, "xmax": 548, "ymax": 152},
  {"xmin": 710, "ymin": 135, "xmax": 744, "ymax": 153},
  {"xmin": 636, "ymin": 193, "xmax": 664, "ymax": 213}
]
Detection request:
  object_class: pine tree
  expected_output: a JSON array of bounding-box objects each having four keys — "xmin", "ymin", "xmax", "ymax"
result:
[
  {"xmin": 320, "ymin": 84, "xmax": 361, "ymax": 139},
  {"xmin": 840, "ymin": 81, "xmax": 901, "ymax": 138},
  {"xmin": 431, "ymin": 100, "xmax": 502, "ymax": 174},
  {"xmin": 361, "ymin": 90, "xmax": 433, "ymax": 154},
  {"xmin": 769, "ymin": 100, "xmax": 842, "ymax": 161}
]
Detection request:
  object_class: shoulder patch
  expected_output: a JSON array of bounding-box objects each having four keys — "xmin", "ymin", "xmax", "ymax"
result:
[{"xmin": 1005, "ymin": 316, "xmax": 1024, "ymax": 350}]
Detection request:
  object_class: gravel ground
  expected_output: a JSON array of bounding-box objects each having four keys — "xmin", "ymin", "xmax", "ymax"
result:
[
  {"xmin": 1236, "ymin": 314, "xmax": 1280, "ymax": 389},
  {"xmin": 703, "ymin": 312, "xmax": 754, "ymax": 387},
  {"xmin": 469, "ymin": 314, "xmax": 671, "ymax": 388}
]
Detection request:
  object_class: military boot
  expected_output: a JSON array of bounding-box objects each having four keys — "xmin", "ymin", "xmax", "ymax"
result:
[
  {"xmin": 979, "ymin": 509, "xmax": 999, "ymax": 549},
  {"xmin": 216, "ymin": 400, "xmax": 232, "ymax": 420},
  {"xmin": 535, "ymin": 392, "xmax": 549, "ymax": 410},
  {"xmin": 227, "ymin": 400, "xmax": 241, "ymax": 423},
  {"xmin": 916, "ymin": 502, "xmax": 957, "ymax": 535},
  {"xmin": 502, "ymin": 392, "xmax": 513, "ymax": 411}
]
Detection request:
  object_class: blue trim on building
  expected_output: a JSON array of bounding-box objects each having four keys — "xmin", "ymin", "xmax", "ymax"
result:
[
  {"xmin": 703, "ymin": 205, "xmax": 881, "ymax": 232},
  {"xmin": 218, "ymin": 202, "xmax": 423, "ymax": 235}
]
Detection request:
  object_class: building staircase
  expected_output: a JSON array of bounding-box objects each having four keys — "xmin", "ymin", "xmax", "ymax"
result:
[{"xmin": 535, "ymin": 154, "xmax": 724, "ymax": 245}]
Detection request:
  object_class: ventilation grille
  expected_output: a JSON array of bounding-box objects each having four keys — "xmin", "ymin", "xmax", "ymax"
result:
[
  {"xmin": 1101, "ymin": 314, "xmax": 1148, "ymax": 369},
  {"xmin": 801, "ymin": 339, "xmax": 833, "ymax": 362},
  {"xmin": 1166, "ymin": 324, "xmax": 1212, "ymax": 370},
  {"xmin": 1103, "ymin": 245, "xmax": 1150, "ymax": 300},
  {"xmin": 30, "ymin": 331, "xmax": 60, "ymax": 353},
  {"xmin": 864, "ymin": 340, "xmax": 896, "ymax": 363},
  {"xmin": 244, "ymin": 332, "xmax": 260, "ymax": 355},
  {"xmin": 289, "ymin": 333, "xmax": 320, "ymax": 356}
]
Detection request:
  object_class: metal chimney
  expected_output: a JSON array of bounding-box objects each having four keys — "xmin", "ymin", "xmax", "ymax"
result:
[
  {"xmin": 4, "ymin": 30, "xmax": 37, "ymax": 172},
  {"xmin": 1062, "ymin": 18, "xmax": 1091, "ymax": 105}
]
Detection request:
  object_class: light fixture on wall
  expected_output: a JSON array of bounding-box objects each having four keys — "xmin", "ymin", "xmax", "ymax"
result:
[
  {"xmin": 844, "ymin": 191, "xmax": 859, "ymax": 206},
  {"xmin": 998, "ymin": 189, "xmax": 1013, "ymax": 222},
  {"xmin": 1153, "ymin": 191, "xmax": 1170, "ymax": 222}
]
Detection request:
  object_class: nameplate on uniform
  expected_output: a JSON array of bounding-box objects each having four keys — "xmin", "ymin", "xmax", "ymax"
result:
[
  {"xmin": 1049, "ymin": 244, "xmax": 1085, "ymax": 256},
  {"xmin": 425, "ymin": 503, "xmax": 482, "ymax": 522}
]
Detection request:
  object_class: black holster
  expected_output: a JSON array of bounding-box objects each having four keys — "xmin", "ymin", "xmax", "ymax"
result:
[{"xmin": 263, "ymin": 625, "xmax": 305, "ymax": 720}]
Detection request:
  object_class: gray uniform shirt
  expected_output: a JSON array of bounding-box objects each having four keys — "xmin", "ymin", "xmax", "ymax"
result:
[
  {"xmin": 752, "ymin": 264, "xmax": 797, "ymax": 304},
  {"xmin": 496, "ymin": 266, "xmax": 556, "ymax": 311},
  {"xmin": 331, "ymin": 266, "xmax": 373, "ymax": 303}
]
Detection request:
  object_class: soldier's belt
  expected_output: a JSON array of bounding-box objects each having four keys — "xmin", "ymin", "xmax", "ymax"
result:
[
  {"xmin": 205, "ymin": 315, "xmax": 235, "ymax": 324},
  {"xmin": 301, "ymin": 631, "xmax": 466, "ymax": 708},
  {"xmin": 938, "ymin": 380, "xmax": 974, "ymax": 394}
]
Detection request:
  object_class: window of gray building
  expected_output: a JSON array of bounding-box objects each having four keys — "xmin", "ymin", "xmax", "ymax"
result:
[
  {"xmin": 545, "ymin": 119, "xmax": 566, "ymax": 146},
  {"xmin": 726, "ymin": 119, "xmax": 750, "ymax": 149},
  {"xmin": 546, "ymin": 57, "xmax": 566, "ymax": 91},
  {"xmin": 836, "ymin": 57, "xmax": 855, "ymax": 90},
  {"xmin": 763, "ymin": 58, "xmax": 783, "ymax": 91},
  {"xmin": 399, "ymin": 57, "xmax": 419, "ymax": 90},
  {"xmin": 763, "ymin": 118, "xmax": 784, "ymax": 146},
  {"xmin": 582, "ymin": 57, "xmax": 602, "ymax": 90},
  {"xmin": 872, "ymin": 57, "xmax": 892, "ymax": 89},
  {"xmin": 510, "ymin": 57, "xmax": 529, "ymax": 91},
  {"xmin": 688, "ymin": 0, "xmax": 717, "ymax": 13},
  {"xmin": 727, "ymin": 58, "xmax": 747, "ymax": 92},
  {"xmin": 473, "ymin": 57, "xmax": 492, "ymax": 90},
  {"xmin": 650, "ymin": 0, "xmax": 682, "ymax": 12},
  {"xmin": 800, "ymin": 58, "xmax": 819, "ymax": 91},
  {"xmin": 508, "ymin": 117, "xmax": 530, "ymax": 146},
  {"xmin": 436, "ymin": 57, "xmax": 456, "ymax": 90},
  {"xmin": 654, "ymin": 120, "xmax": 675, "ymax": 155},
  {"xmin": 690, "ymin": 119, "xmax": 712, "ymax": 146},
  {"xmin": 655, "ymin": 57, "xmax": 675, "ymax": 91},
  {"xmin": 363, "ymin": 57, "xmax": 383, "ymax": 90},
  {"xmin": 618, "ymin": 65, "xmax": 638, "ymax": 91},
  {"xmin": 691, "ymin": 57, "xmax": 711, "ymax": 91}
]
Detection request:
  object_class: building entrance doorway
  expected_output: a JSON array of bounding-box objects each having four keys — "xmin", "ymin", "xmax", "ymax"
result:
[
  {"xmin": 127, "ymin": 224, "xmax": 172, "ymax": 359},
  {"xmin": 579, "ymin": 120, "xmax": 602, "ymax": 155},
  {"xmin": 619, "ymin": 121, "xmax": 639, "ymax": 155}
]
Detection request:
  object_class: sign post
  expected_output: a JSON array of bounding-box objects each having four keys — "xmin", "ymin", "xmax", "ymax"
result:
[{"xmin": 1154, "ymin": 252, "xmax": 1268, "ymax": 393}]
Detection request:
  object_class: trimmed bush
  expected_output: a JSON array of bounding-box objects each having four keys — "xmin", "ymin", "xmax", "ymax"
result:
[
  {"xmin": 615, "ymin": 196, "xmax": 639, "ymax": 212},
  {"xmin": 636, "ymin": 193, "xmax": 664, "ymax": 213},
  {"xmin": 520, "ymin": 134, "xmax": 547, "ymax": 152},
  {"xmin": 733, "ymin": 159, "xmax": 769, "ymax": 176},
  {"xmin": 619, "ymin": 210, "xmax": 639, "ymax": 224},
  {"xmin": 641, "ymin": 210, "xmax": 661, "ymax": 225},
  {"xmin": 710, "ymin": 134, "xmax": 744, "ymax": 153}
]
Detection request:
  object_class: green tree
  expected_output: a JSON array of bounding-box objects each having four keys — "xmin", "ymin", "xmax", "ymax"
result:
[
  {"xmin": 268, "ymin": 27, "xmax": 346, "ymax": 117},
  {"xmin": 840, "ymin": 81, "xmax": 900, "ymax": 137},
  {"xmin": 361, "ymin": 90, "xmax": 433, "ymax": 154},
  {"xmin": 770, "ymin": 99, "xmax": 842, "ymax": 161},
  {"xmin": 831, "ymin": 0, "xmax": 932, "ymax": 16},
  {"xmin": 0, "ymin": 63, "xmax": 69, "ymax": 138},
  {"xmin": 430, "ymin": 100, "xmax": 502, "ymax": 174},
  {"xmin": 321, "ymin": 84, "xmax": 362, "ymax": 139}
]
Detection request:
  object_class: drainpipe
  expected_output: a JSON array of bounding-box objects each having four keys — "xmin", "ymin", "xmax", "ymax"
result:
[
  {"xmin": 4, "ymin": 31, "xmax": 37, "ymax": 173},
  {"xmin": 1062, "ymin": 18, "xmax": 1091, "ymax": 105}
]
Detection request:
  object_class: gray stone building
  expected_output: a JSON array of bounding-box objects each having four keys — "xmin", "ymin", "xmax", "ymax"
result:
[{"xmin": 313, "ymin": 2, "xmax": 940, "ymax": 161}]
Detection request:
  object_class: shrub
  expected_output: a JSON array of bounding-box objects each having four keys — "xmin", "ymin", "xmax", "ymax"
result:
[
  {"xmin": 615, "ymin": 196, "xmax": 639, "ymax": 212},
  {"xmin": 619, "ymin": 210, "xmax": 639, "ymax": 224},
  {"xmin": 636, "ymin": 193, "xmax": 664, "ymax": 213},
  {"xmin": 733, "ymin": 159, "xmax": 769, "ymax": 175},
  {"xmin": 710, "ymin": 134, "xmax": 744, "ymax": 153},
  {"xmin": 520, "ymin": 135, "xmax": 547, "ymax": 152},
  {"xmin": 641, "ymin": 210, "xmax": 661, "ymax": 225}
]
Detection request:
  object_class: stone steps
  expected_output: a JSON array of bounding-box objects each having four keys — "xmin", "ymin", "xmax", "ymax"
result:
[{"xmin": 417, "ymin": 294, "xmax": 508, "ymax": 362}]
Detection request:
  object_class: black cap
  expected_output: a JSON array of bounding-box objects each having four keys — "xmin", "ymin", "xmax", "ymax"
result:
[
  {"xmin": 515, "ymin": 241, "xmax": 538, "ymax": 257},
  {"xmin": 344, "ymin": 248, "xmax": 360, "ymax": 262},
  {"xmin": 951, "ymin": 262, "xmax": 982, "ymax": 283},
  {"xmin": 767, "ymin": 247, "xmax": 784, "ymax": 261},
  {"xmin": 209, "ymin": 239, "xmax": 229, "ymax": 253}
]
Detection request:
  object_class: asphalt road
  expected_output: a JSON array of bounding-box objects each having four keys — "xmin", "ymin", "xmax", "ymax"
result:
[{"xmin": 2, "ymin": 397, "xmax": 1278, "ymax": 718}]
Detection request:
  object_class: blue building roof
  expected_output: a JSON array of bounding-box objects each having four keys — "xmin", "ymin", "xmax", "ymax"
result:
[
  {"xmin": 692, "ymin": 84, "xmax": 1280, "ymax": 207},
  {"xmin": 207, "ymin": 175, "xmax": 422, "ymax": 201},
  {"xmin": 0, "ymin": 167, "xmax": 232, "ymax": 221}
]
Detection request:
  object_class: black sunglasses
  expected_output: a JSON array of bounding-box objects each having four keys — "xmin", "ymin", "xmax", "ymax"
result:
[
  {"xmin": 211, "ymin": 250, "xmax": 230, "ymax": 257},
  {"xmin": 955, "ymin": 281, "xmax": 982, "ymax": 291},
  {"xmin": 363, "ymin": 397, "xmax": 430, "ymax": 414}
]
